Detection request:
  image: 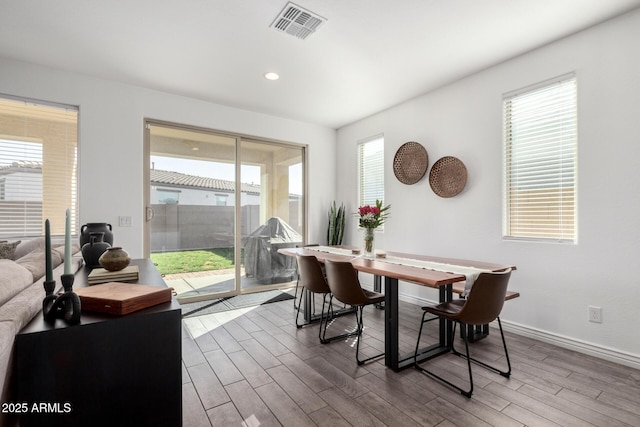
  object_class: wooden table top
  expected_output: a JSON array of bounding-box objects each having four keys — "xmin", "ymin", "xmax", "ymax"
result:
[{"xmin": 278, "ymin": 246, "xmax": 515, "ymax": 288}]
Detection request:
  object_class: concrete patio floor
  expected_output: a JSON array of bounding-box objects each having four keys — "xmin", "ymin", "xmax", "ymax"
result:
[{"xmin": 162, "ymin": 268, "xmax": 296, "ymax": 303}]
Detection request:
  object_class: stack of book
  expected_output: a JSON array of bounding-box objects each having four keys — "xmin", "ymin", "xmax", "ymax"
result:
[{"xmin": 87, "ymin": 265, "xmax": 139, "ymax": 285}]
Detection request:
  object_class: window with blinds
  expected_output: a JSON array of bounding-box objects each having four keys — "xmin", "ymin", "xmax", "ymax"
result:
[
  {"xmin": 358, "ymin": 135, "xmax": 385, "ymax": 218},
  {"xmin": 0, "ymin": 96, "xmax": 78, "ymax": 239},
  {"xmin": 503, "ymin": 75, "xmax": 577, "ymax": 242}
]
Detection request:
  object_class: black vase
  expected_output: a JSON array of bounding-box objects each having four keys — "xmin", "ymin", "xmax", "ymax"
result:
[
  {"xmin": 81, "ymin": 232, "xmax": 111, "ymax": 268},
  {"xmin": 79, "ymin": 223, "xmax": 114, "ymax": 247}
]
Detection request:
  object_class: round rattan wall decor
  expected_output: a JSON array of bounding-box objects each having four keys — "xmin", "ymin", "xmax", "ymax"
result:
[
  {"xmin": 429, "ymin": 156, "xmax": 467, "ymax": 198},
  {"xmin": 393, "ymin": 141, "xmax": 429, "ymax": 185}
]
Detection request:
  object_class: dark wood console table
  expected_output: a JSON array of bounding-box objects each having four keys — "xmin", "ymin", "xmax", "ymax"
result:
[{"xmin": 15, "ymin": 259, "xmax": 182, "ymax": 427}]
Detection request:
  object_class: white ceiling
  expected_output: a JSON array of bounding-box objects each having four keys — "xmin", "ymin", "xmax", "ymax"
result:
[{"xmin": 1, "ymin": 0, "xmax": 639, "ymax": 129}]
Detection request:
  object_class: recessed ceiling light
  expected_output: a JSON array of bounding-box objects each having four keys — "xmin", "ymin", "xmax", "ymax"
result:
[{"xmin": 264, "ymin": 72, "xmax": 280, "ymax": 81}]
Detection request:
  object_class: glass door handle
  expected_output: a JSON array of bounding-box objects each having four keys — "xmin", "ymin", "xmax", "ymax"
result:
[{"xmin": 145, "ymin": 206, "xmax": 155, "ymax": 222}]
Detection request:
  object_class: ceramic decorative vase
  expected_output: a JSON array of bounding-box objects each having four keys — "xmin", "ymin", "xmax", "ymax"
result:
[
  {"xmin": 81, "ymin": 232, "xmax": 111, "ymax": 268},
  {"xmin": 79, "ymin": 223, "xmax": 114, "ymax": 247},
  {"xmin": 98, "ymin": 247, "xmax": 131, "ymax": 272},
  {"xmin": 363, "ymin": 228, "xmax": 375, "ymax": 258}
]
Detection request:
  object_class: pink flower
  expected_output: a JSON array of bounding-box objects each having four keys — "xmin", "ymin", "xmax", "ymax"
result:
[
  {"xmin": 359, "ymin": 206, "xmax": 371, "ymax": 215},
  {"xmin": 355, "ymin": 200, "xmax": 391, "ymax": 230}
]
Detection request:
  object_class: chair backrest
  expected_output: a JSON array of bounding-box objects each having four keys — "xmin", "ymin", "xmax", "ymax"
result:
[
  {"xmin": 296, "ymin": 254, "xmax": 330, "ymax": 294},
  {"xmin": 458, "ymin": 269, "xmax": 512, "ymax": 325},
  {"xmin": 324, "ymin": 260, "xmax": 370, "ymax": 306}
]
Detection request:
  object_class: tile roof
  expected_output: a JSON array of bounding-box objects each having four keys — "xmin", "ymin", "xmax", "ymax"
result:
[
  {"xmin": 0, "ymin": 161, "xmax": 42, "ymax": 174},
  {"xmin": 150, "ymin": 169, "xmax": 261, "ymax": 194}
]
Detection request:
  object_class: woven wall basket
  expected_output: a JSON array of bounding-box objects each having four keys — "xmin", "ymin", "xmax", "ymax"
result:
[
  {"xmin": 393, "ymin": 141, "xmax": 428, "ymax": 185},
  {"xmin": 429, "ymin": 156, "xmax": 467, "ymax": 198}
]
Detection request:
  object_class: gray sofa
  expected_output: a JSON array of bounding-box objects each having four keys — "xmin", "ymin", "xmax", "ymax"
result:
[{"xmin": 0, "ymin": 238, "xmax": 82, "ymax": 407}]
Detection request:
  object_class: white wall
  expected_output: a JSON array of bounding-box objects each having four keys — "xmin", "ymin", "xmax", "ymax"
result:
[
  {"xmin": 0, "ymin": 58, "xmax": 337, "ymax": 256},
  {"xmin": 337, "ymin": 9, "xmax": 640, "ymax": 366}
]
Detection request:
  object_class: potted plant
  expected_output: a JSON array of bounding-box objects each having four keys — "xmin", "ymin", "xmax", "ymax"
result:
[{"xmin": 327, "ymin": 201, "xmax": 346, "ymax": 245}]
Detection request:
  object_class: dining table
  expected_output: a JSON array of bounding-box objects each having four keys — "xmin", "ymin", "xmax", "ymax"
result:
[{"xmin": 278, "ymin": 245, "xmax": 515, "ymax": 371}]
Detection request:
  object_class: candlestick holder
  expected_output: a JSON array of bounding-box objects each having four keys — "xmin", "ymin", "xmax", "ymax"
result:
[
  {"xmin": 42, "ymin": 274, "xmax": 81, "ymax": 324},
  {"xmin": 60, "ymin": 273, "xmax": 75, "ymax": 293}
]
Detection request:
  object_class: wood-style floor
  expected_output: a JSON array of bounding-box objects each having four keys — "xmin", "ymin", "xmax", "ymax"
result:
[{"xmin": 181, "ymin": 294, "xmax": 640, "ymax": 426}]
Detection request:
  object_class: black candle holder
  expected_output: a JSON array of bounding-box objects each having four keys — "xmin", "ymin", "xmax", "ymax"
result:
[{"xmin": 43, "ymin": 274, "xmax": 81, "ymax": 324}]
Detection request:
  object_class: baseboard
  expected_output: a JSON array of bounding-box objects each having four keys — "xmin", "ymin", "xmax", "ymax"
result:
[
  {"xmin": 386, "ymin": 287, "xmax": 640, "ymax": 371},
  {"xmin": 499, "ymin": 320, "xmax": 640, "ymax": 370}
]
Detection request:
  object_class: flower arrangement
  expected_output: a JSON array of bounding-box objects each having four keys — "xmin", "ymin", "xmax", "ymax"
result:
[
  {"xmin": 356, "ymin": 200, "xmax": 390, "ymax": 257},
  {"xmin": 356, "ymin": 199, "xmax": 391, "ymax": 230}
]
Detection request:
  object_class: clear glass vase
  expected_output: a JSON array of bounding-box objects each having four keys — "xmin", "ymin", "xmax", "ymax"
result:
[{"xmin": 363, "ymin": 227, "xmax": 375, "ymax": 258}]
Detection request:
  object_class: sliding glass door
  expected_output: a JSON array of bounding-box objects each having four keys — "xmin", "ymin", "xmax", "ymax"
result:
[
  {"xmin": 240, "ymin": 139, "xmax": 304, "ymax": 291},
  {"xmin": 144, "ymin": 121, "xmax": 305, "ymax": 303}
]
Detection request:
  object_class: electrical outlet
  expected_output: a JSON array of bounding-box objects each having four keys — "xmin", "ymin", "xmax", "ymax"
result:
[
  {"xmin": 118, "ymin": 216, "xmax": 132, "ymax": 227},
  {"xmin": 588, "ymin": 306, "xmax": 602, "ymax": 323}
]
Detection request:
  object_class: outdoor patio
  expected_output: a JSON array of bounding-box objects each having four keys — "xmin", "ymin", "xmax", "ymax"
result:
[{"xmin": 163, "ymin": 268, "xmax": 296, "ymax": 303}]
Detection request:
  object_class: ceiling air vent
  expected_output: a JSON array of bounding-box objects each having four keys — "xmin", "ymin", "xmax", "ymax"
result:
[{"xmin": 270, "ymin": 2, "xmax": 326, "ymax": 40}]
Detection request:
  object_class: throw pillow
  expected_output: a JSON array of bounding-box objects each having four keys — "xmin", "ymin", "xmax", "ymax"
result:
[
  {"xmin": 15, "ymin": 248, "xmax": 63, "ymax": 281},
  {"xmin": 0, "ymin": 259, "xmax": 33, "ymax": 306},
  {"xmin": 0, "ymin": 241, "xmax": 21, "ymax": 260},
  {"xmin": 12, "ymin": 237, "xmax": 45, "ymax": 260},
  {"xmin": 13, "ymin": 237, "xmax": 79, "ymax": 261}
]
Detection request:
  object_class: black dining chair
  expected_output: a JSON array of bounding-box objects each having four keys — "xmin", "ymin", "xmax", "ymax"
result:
[
  {"xmin": 295, "ymin": 254, "xmax": 349, "ymax": 344},
  {"xmin": 414, "ymin": 269, "xmax": 513, "ymax": 397},
  {"xmin": 293, "ymin": 244, "xmax": 319, "ymax": 310},
  {"xmin": 324, "ymin": 259, "xmax": 385, "ymax": 365}
]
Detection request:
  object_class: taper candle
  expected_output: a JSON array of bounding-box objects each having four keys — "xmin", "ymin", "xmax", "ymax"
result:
[
  {"xmin": 45, "ymin": 219, "xmax": 53, "ymax": 282},
  {"xmin": 64, "ymin": 209, "xmax": 72, "ymax": 275}
]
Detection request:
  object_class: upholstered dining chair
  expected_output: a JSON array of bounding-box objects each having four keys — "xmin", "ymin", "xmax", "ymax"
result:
[
  {"xmin": 293, "ymin": 244, "xmax": 319, "ymax": 310},
  {"xmin": 414, "ymin": 269, "xmax": 513, "ymax": 397},
  {"xmin": 324, "ymin": 259, "xmax": 385, "ymax": 365},
  {"xmin": 295, "ymin": 254, "xmax": 339, "ymax": 344}
]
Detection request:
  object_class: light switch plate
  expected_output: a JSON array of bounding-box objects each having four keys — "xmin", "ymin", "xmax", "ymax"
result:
[{"xmin": 118, "ymin": 216, "xmax": 132, "ymax": 227}]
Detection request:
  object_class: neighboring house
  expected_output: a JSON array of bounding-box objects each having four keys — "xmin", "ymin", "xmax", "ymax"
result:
[
  {"xmin": 0, "ymin": 161, "xmax": 42, "ymax": 202},
  {"xmin": 0, "ymin": 161, "xmax": 43, "ymax": 236},
  {"xmin": 150, "ymin": 168, "xmax": 301, "ymax": 206},
  {"xmin": 149, "ymin": 169, "xmax": 301, "ymax": 251},
  {"xmin": 150, "ymin": 169, "xmax": 261, "ymax": 206},
  {"xmin": 1, "ymin": 165, "xmax": 299, "ymax": 207},
  {"xmin": 0, "ymin": 164, "xmax": 301, "ymax": 238}
]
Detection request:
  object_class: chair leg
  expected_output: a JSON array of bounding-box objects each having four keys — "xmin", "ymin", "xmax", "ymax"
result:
[
  {"xmin": 414, "ymin": 311, "xmax": 442, "ymax": 361},
  {"xmin": 294, "ymin": 285, "xmax": 306, "ymax": 328},
  {"xmin": 318, "ymin": 293, "xmax": 329, "ymax": 342},
  {"xmin": 296, "ymin": 288, "xmax": 325, "ymax": 330},
  {"xmin": 296, "ymin": 291, "xmax": 362, "ymax": 346},
  {"xmin": 497, "ymin": 318, "xmax": 512, "ymax": 377},
  {"xmin": 452, "ymin": 318, "xmax": 511, "ymax": 378},
  {"xmin": 460, "ymin": 323, "xmax": 474, "ymax": 397},
  {"xmin": 414, "ymin": 318, "xmax": 474, "ymax": 397},
  {"xmin": 355, "ymin": 305, "xmax": 384, "ymax": 365},
  {"xmin": 293, "ymin": 274, "xmax": 300, "ymax": 310},
  {"xmin": 320, "ymin": 295, "xmax": 362, "ymax": 344}
]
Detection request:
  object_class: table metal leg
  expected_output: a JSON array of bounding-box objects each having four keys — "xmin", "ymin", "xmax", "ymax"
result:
[
  {"xmin": 440, "ymin": 285, "xmax": 453, "ymax": 347},
  {"xmin": 385, "ymin": 279, "xmax": 453, "ymax": 371},
  {"xmin": 373, "ymin": 275, "xmax": 385, "ymax": 309},
  {"xmin": 384, "ymin": 276, "xmax": 399, "ymax": 369},
  {"xmin": 303, "ymin": 286, "xmax": 313, "ymax": 322}
]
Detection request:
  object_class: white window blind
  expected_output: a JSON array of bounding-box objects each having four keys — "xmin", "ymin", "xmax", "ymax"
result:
[
  {"xmin": 358, "ymin": 135, "xmax": 384, "ymax": 208},
  {"xmin": 503, "ymin": 76, "xmax": 577, "ymax": 242},
  {"xmin": 0, "ymin": 96, "xmax": 78, "ymax": 238}
]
